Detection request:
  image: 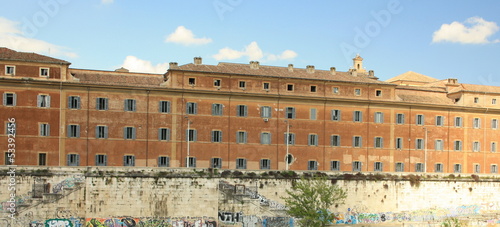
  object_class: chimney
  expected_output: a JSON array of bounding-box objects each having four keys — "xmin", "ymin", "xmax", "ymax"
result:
[
  {"xmin": 194, "ymin": 57, "xmax": 202, "ymax": 65},
  {"xmin": 330, "ymin": 67, "xmax": 336, "ymax": 75},
  {"xmin": 115, "ymin": 67, "xmax": 129, "ymax": 73},
  {"xmin": 250, "ymin": 61, "xmax": 260, "ymax": 69},
  {"xmin": 351, "ymin": 69, "xmax": 358, "ymax": 77},
  {"xmin": 169, "ymin": 62, "xmax": 178, "ymax": 69},
  {"xmin": 306, "ymin": 65, "xmax": 315, "ymax": 73},
  {"xmin": 288, "ymin": 64, "xmax": 294, "ymax": 72},
  {"xmin": 369, "ymin": 70, "xmax": 374, "ymax": 77}
]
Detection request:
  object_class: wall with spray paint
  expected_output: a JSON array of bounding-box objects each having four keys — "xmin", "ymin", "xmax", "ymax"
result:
[{"xmin": 0, "ymin": 167, "xmax": 500, "ymax": 226}]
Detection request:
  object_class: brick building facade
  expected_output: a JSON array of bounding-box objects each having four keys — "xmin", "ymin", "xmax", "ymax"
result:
[{"xmin": 1, "ymin": 48, "xmax": 499, "ymax": 174}]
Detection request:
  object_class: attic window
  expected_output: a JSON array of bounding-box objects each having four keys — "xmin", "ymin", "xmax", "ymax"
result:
[
  {"xmin": 214, "ymin": 79, "xmax": 221, "ymax": 87},
  {"xmin": 287, "ymin": 84, "xmax": 294, "ymax": 91},
  {"xmin": 375, "ymin": 90, "xmax": 382, "ymax": 97},
  {"xmin": 40, "ymin": 68, "xmax": 49, "ymax": 77},
  {"xmin": 5, "ymin": 66, "xmax": 15, "ymax": 75},
  {"xmin": 188, "ymin": 78, "xmax": 196, "ymax": 86},
  {"xmin": 310, "ymin": 85, "xmax": 317, "ymax": 93},
  {"xmin": 474, "ymin": 97, "xmax": 479, "ymax": 103},
  {"xmin": 239, "ymin": 81, "xmax": 246, "ymax": 89},
  {"xmin": 493, "ymin": 99, "xmax": 497, "ymax": 105},
  {"xmin": 354, "ymin": 89, "xmax": 361, "ymax": 96}
]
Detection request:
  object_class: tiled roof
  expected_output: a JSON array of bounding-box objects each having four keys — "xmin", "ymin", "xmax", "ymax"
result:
[
  {"xmin": 448, "ymin": 83, "xmax": 500, "ymax": 94},
  {"xmin": 0, "ymin": 47, "xmax": 70, "ymax": 65},
  {"xmin": 395, "ymin": 89, "xmax": 454, "ymax": 105},
  {"xmin": 70, "ymin": 69, "xmax": 164, "ymax": 87},
  {"xmin": 175, "ymin": 62, "xmax": 394, "ymax": 85},
  {"xmin": 386, "ymin": 71, "xmax": 439, "ymax": 83}
]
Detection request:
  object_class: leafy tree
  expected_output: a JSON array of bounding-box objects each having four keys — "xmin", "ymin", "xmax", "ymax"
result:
[{"xmin": 282, "ymin": 176, "xmax": 347, "ymax": 227}]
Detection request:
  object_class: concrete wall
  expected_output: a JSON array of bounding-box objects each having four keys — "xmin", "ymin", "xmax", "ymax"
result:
[{"xmin": 0, "ymin": 167, "xmax": 500, "ymax": 226}]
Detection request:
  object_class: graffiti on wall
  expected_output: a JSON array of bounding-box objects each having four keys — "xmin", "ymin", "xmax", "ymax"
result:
[
  {"xmin": 219, "ymin": 181, "xmax": 287, "ymax": 210},
  {"xmin": 218, "ymin": 211, "xmax": 293, "ymax": 227},
  {"xmin": 52, "ymin": 175, "xmax": 85, "ymax": 194},
  {"xmin": 84, "ymin": 217, "xmax": 217, "ymax": 227}
]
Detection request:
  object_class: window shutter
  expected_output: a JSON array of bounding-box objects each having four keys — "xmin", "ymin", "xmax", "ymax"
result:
[
  {"xmin": 68, "ymin": 97, "xmax": 72, "ymax": 108},
  {"xmin": 159, "ymin": 101, "xmax": 163, "ymax": 112},
  {"xmin": 95, "ymin": 127, "xmax": 100, "ymax": 138},
  {"xmin": 123, "ymin": 156, "xmax": 127, "ymax": 166},
  {"xmin": 380, "ymin": 113, "xmax": 384, "ymax": 123},
  {"xmin": 124, "ymin": 100, "xmax": 128, "ymax": 111},
  {"xmin": 260, "ymin": 159, "xmax": 263, "ymax": 169},
  {"xmin": 132, "ymin": 157, "xmax": 135, "ymax": 166},
  {"xmin": 67, "ymin": 125, "xmax": 71, "ymax": 137},
  {"xmin": 132, "ymin": 127, "xmax": 136, "ymax": 140},
  {"xmin": 353, "ymin": 137, "xmax": 356, "ymax": 147},
  {"xmin": 243, "ymin": 159, "xmax": 247, "ymax": 169},
  {"xmin": 132, "ymin": 100, "xmax": 136, "ymax": 111},
  {"xmin": 193, "ymin": 130, "xmax": 197, "ymax": 142},
  {"xmin": 292, "ymin": 108, "xmax": 296, "ymax": 119},
  {"xmin": 76, "ymin": 155, "xmax": 80, "ymax": 166},
  {"xmin": 104, "ymin": 126, "xmax": 108, "ymax": 139},
  {"xmin": 158, "ymin": 128, "xmax": 163, "ymax": 140},
  {"xmin": 381, "ymin": 138, "xmax": 384, "ymax": 148},
  {"xmin": 66, "ymin": 154, "xmax": 71, "ymax": 166},
  {"xmin": 291, "ymin": 134, "xmax": 295, "ymax": 145},
  {"xmin": 95, "ymin": 98, "xmax": 100, "ymax": 110},
  {"xmin": 194, "ymin": 103, "xmax": 198, "ymax": 114},
  {"xmin": 47, "ymin": 95, "xmax": 51, "ymax": 107},
  {"xmin": 158, "ymin": 157, "xmax": 162, "ymax": 166},
  {"xmin": 212, "ymin": 104, "xmax": 216, "ymax": 115},
  {"xmin": 244, "ymin": 105, "xmax": 248, "ymax": 117},
  {"xmin": 76, "ymin": 125, "xmax": 80, "ymax": 138},
  {"xmin": 260, "ymin": 133, "xmax": 264, "ymax": 144},
  {"xmin": 193, "ymin": 157, "xmax": 197, "ymax": 167},
  {"xmin": 37, "ymin": 95, "xmax": 42, "ymax": 107},
  {"xmin": 237, "ymin": 105, "xmax": 241, "ymax": 116},
  {"xmin": 166, "ymin": 128, "xmax": 171, "ymax": 141},
  {"xmin": 123, "ymin": 127, "xmax": 127, "ymax": 139},
  {"xmin": 46, "ymin": 124, "xmax": 50, "ymax": 136},
  {"xmin": 76, "ymin": 97, "xmax": 81, "ymax": 109},
  {"xmin": 2, "ymin": 93, "xmax": 6, "ymax": 106}
]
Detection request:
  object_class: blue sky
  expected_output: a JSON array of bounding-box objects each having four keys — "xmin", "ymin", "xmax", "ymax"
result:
[{"xmin": 1, "ymin": 0, "xmax": 500, "ymax": 85}]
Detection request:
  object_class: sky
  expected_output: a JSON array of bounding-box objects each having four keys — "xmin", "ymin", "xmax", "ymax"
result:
[{"xmin": 1, "ymin": 0, "xmax": 500, "ymax": 85}]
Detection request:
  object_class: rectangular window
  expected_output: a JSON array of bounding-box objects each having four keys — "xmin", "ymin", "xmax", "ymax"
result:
[
  {"xmin": 395, "ymin": 162, "xmax": 404, "ymax": 172},
  {"xmin": 308, "ymin": 160, "xmax": 318, "ymax": 170},
  {"xmin": 285, "ymin": 107, "xmax": 295, "ymax": 119},
  {"xmin": 239, "ymin": 81, "xmax": 246, "ymax": 89},
  {"xmin": 474, "ymin": 97, "xmax": 479, "ymax": 103},
  {"xmin": 236, "ymin": 131, "xmax": 247, "ymax": 144},
  {"xmin": 435, "ymin": 163, "xmax": 443, "ymax": 173},
  {"xmin": 159, "ymin": 128, "xmax": 171, "ymax": 141},
  {"xmin": 96, "ymin": 126, "xmax": 109, "ymax": 139},
  {"xmin": 37, "ymin": 94, "xmax": 51, "ymax": 108},
  {"xmin": 374, "ymin": 162, "xmax": 383, "ymax": 172},
  {"xmin": 186, "ymin": 102, "xmax": 198, "ymax": 114},
  {"xmin": 454, "ymin": 141, "xmax": 462, "ymax": 151},
  {"xmin": 491, "ymin": 164, "xmax": 498, "ymax": 173},
  {"xmin": 40, "ymin": 68, "xmax": 49, "ymax": 77},
  {"xmin": 287, "ymin": 84, "xmax": 294, "ymax": 91},
  {"xmin": 473, "ymin": 118, "xmax": 481, "ymax": 129},
  {"xmin": 214, "ymin": 79, "xmax": 221, "ymax": 87},
  {"xmin": 375, "ymin": 90, "xmax": 382, "ymax": 97},
  {"xmin": 310, "ymin": 108, "xmax": 317, "ymax": 120},
  {"xmin": 40, "ymin": 123, "xmax": 50, "ymax": 137},
  {"xmin": 188, "ymin": 157, "xmax": 197, "ymax": 168},
  {"xmin": 123, "ymin": 155, "xmax": 135, "ymax": 166},
  {"xmin": 158, "ymin": 156, "xmax": 170, "ymax": 167},
  {"xmin": 353, "ymin": 161, "xmax": 362, "ymax": 171},
  {"xmin": 38, "ymin": 153, "xmax": 47, "ymax": 166},
  {"xmin": 124, "ymin": 99, "xmax": 136, "ymax": 111},
  {"xmin": 435, "ymin": 139, "xmax": 444, "ymax": 151},
  {"xmin": 211, "ymin": 158, "xmax": 222, "ymax": 168},
  {"xmin": 188, "ymin": 78, "xmax": 196, "ymax": 85},
  {"xmin": 374, "ymin": 112, "xmax": 384, "ymax": 123},
  {"xmin": 124, "ymin": 127, "xmax": 136, "ymax": 140},
  {"xmin": 308, "ymin": 134, "xmax": 318, "ymax": 146},
  {"xmin": 3, "ymin": 93, "xmax": 16, "ymax": 106},
  {"xmin": 330, "ymin": 161, "xmax": 340, "ymax": 171},
  {"xmin": 96, "ymin": 98, "xmax": 109, "ymax": 110},
  {"xmin": 374, "ymin": 137, "xmax": 383, "ymax": 148},
  {"xmin": 5, "ymin": 66, "xmax": 15, "ymax": 75},
  {"xmin": 416, "ymin": 139, "xmax": 424, "ymax": 150},
  {"xmin": 473, "ymin": 141, "xmax": 480, "ymax": 152},
  {"xmin": 353, "ymin": 136, "xmax": 362, "ymax": 148},
  {"xmin": 263, "ymin": 82, "xmax": 270, "ymax": 90},
  {"xmin": 5, "ymin": 152, "xmax": 14, "ymax": 165},
  {"xmin": 415, "ymin": 163, "xmax": 424, "ymax": 172},
  {"xmin": 236, "ymin": 105, "xmax": 248, "ymax": 117},
  {"xmin": 331, "ymin": 135, "xmax": 340, "ymax": 147},
  {"xmin": 474, "ymin": 164, "xmax": 481, "ymax": 173},
  {"xmin": 187, "ymin": 129, "xmax": 197, "ymax": 142},
  {"xmin": 333, "ymin": 87, "xmax": 339, "ymax": 94},
  {"xmin": 353, "ymin": 111, "xmax": 362, "ymax": 122},
  {"xmin": 159, "ymin": 101, "xmax": 171, "ymax": 113},
  {"xmin": 331, "ymin": 109, "xmax": 341, "ymax": 121},
  {"xmin": 493, "ymin": 99, "xmax": 497, "ymax": 105},
  {"xmin": 67, "ymin": 125, "xmax": 80, "ymax": 138},
  {"xmin": 454, "ymin": 164, "xmax": 462, "ymax": 173},
  {"xmin": 95, "ymin": 154, "xmax": 107, "ymax": 166},
  {"xmin": 354, "ymin": 89, "xmax": 361, "ymax": 96},
  {"xmin": 212, "ymin": 103, "xmax": 223, "ymax": 116},
  {"xmin": 68, "ymin": 96, "xmax": 81, "ymax": 109},
  {"xmin": 211, "ymin": 130, "xmax": 222, "ymax": 143},
  {"xmin": 416, "ymin": 114, "xmax": 424, "ymax": 125},
  {"xmin": 67, "ymin": 154, "xmax": 80, "ymax": 166},
  {"xmin": 236, "ymin": 158, "xmax": 247, "ymax": 169},
  {"xmin": 455, "ymin": 117, "xmax": 462, "ymax": 127},
  {"xmin": 260, "ymin": 159, "xmax": 271, "ymax": 170},
  {"xmin": 285, "ymin": 133, "xmax": 295, "ymax": 145},
  {"xmin": 396, "ymin": 137, "xmax": 403, "ymax": 149},
  {"xmin": 261, "ymin": 106, "xmax": 271, "ymax": 118},
  {"xmin": 436, "ymin": 116, "xmax": 444, "ymax": 126},
  {"xmin": 310, "ymin": 85, "xmax": 317, "ymax": 92},
  {"xmin": 492, "ymin": 142, "xmax": 497, "ymax": 152},
  {"xmin": 396, "ymin": 113, "xmax": 405, "ymax": 124},
  {"xmin": 260, "ymin": 132, "xmax": 271, "ymax": 145},
  {"xmin": 492, "ymin": 119, "xmax": 498, "ymax": 129}
]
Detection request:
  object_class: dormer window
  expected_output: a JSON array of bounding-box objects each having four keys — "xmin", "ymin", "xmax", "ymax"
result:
[
  {"xmin": 5, "ymin": 66, "xmax": 15, "ymax": 75},
  {"xmin": 239, "ymin": 81, "xmax": 246, "ymax": 89},
  {"xmin": 188, "ymin": 78, "xmax": 196, "ymax": 86},
  {"xmin": 40, "ymin": 68, "xmax": 49, "ymax": 77}
]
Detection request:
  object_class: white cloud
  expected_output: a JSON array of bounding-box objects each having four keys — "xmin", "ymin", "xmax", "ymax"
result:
[
  {"xmin": 432, "ymin": 17, "xmax": 500, "ymax": 44},
  {"xmin": 165, "ymin": 26, "xmax": 212, "ymax": 46},
  {"xmin": 101, "ymin": 0, "xmax": 114, "ymax": 4},
  {"xmin": 213, "ymin": 41, "xmax": 298, "ymax": 62},
  {"xmin": 121, "ymin": 56, "xmax": 168, "ymax": 73},
  {"xmin": 0, "ymin": 17, "xmax": 77, "ymax": 58}
]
